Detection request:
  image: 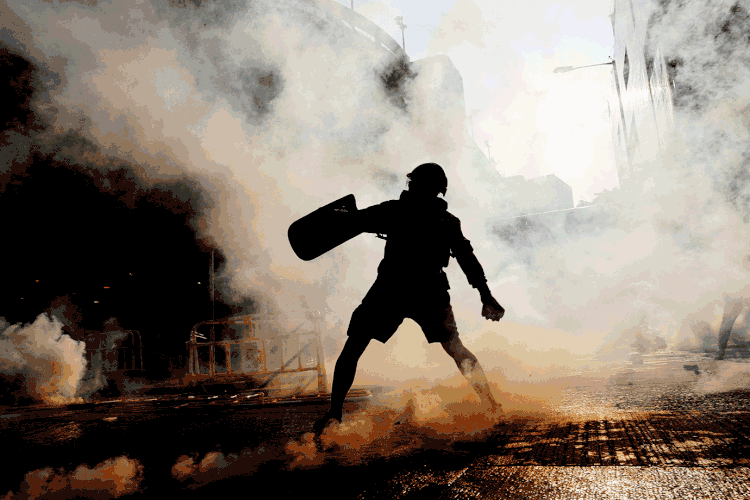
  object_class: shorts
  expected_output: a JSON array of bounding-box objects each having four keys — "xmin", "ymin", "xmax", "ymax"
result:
[{"xmin": 347, "ymin": 275, "xmax": 458, "ymax": 344}]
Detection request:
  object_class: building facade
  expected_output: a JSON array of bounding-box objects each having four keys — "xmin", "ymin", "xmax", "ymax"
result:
[{"xmin": 610, "ymin": 0, "xmax": 675, "ymax": 194}]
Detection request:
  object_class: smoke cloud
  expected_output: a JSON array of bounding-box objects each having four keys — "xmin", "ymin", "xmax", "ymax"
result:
[
  {"xmin": 1, "ymin": 0, "xmax": 450, "ymax": 326},
  {"xmin": 2, "ymin": 0, "xmax": 750, "ymax": 400},
  {"xmin": 171, "ymin": 444, "xmax": 279, "ymax": 488},
  {"xmin": 283, "ymin": 380, "xmax": 554, "ymax": 471},
  {"xmin": 0, "ymin": 311, "xmax": 143, "ymax": 404},
  {"xmin": 3, "ymin": 456, "xmax": 143, "ymax": 499},
  {"xmin": 168, "ymin": 382, "xmax": 547, "ymax": 488},
  {"xmin": 0, "ymin": 314, "xmax": 86, "ymax": 405},
  {"xmin": 471, "ymin": 0, "xmax": 750, "ymax": 373},
  {"xmin": 0, "ymin": 0, "xmax": 497, "ymax": 384}
]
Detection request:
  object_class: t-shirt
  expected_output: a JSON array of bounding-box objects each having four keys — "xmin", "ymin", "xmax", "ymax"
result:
[{"xmin": 357, "ymin": 190, "xmax": 487, "ymax": 290}]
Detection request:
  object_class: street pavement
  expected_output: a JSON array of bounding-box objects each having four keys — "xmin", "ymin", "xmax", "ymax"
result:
[{"xmin": 3, "ymin": 349, "xmax": 750, "ymax": 499}]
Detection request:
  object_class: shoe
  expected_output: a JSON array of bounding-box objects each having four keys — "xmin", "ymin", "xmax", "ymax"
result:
[{"xmin": 313, "ymin": 412, "xmax": 341, "ymax": 435}]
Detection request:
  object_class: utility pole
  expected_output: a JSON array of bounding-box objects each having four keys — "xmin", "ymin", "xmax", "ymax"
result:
[
  {"xmin": 209, "ymin": 249, "xmax": 215, "ymax": 376},
  {"xmin": 395, "ymin": 16, "xmax": 407, "ymax": 52}
]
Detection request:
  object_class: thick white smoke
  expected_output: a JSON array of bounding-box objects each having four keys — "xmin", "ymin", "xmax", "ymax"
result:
[
  {"xmin": 0, "ymin": 312, "xmax": 140, "ymax": 404},
  {"xmin": 0, "ymin": 314, "xmax": 86, "ymax": 405}
]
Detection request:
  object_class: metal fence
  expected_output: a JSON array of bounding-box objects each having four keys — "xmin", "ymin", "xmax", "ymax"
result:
[{"xmin": 186, "ymin": 316, "xmax": 328, "ymax": 394}]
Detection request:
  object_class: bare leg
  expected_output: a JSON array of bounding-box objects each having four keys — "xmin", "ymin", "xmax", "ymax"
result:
[
  {"xmin": 314, "ymin": 336, "xmax": 370, "ymax": 433},
  {"xmin": 329, "ymin": 336, "xmax": 371, "ymax": 418},
  {"xmin": 717, "ymin": 297, "xmax": 746, "ymax": 360},
  {"xmin": 441, "ymin": 332, "xmax": 499, "ymax": 410}
]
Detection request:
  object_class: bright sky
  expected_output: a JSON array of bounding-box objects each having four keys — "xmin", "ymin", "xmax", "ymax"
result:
[{"xmin": 334, "ymin": 0, "xmax": 617, "ymax": 204}]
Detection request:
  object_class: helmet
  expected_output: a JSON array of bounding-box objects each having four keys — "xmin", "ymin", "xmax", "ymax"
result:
[{"xmin": 407, "ymin": 163, "xmax": 448, "ymax": 195}]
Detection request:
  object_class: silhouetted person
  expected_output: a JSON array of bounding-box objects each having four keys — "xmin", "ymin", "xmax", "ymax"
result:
[
  {"xmin": 717, "ymin": 295, "xmax": 750, "ymax": 360},
  {"xmin": 314, "ymin": 163, "xmax": 505, "ymax": 434}
]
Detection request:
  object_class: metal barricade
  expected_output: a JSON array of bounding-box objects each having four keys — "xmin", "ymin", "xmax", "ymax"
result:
[{"xmin": 185, "ymin": 315, "xmax": 328, "ymax": 394}]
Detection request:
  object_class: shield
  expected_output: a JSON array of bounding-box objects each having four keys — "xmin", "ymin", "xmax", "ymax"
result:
[{"xmin": 288, "ymin": 194, "xmax": 362, "ymax": 261}]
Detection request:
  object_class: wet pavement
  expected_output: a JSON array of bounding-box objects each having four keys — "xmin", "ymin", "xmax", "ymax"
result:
[{"xmin": 4, "ymin": 350, "xmax": 750, "ymax": 499}]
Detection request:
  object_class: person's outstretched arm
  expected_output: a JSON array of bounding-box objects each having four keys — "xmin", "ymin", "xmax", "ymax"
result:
[{"xmin": 451, "ymin": 220, "xmax": 505, "ymax": 321}]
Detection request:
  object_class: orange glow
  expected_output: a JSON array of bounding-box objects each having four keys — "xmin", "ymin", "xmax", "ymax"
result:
[{"xmin": 104, "ymin": 286, "xmax": 110, "ymax": 289}]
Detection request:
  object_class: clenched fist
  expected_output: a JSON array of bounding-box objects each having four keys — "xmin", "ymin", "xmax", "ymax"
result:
[{"xmin": 481, "ymin": 295, "xmax": 505, "ymax": 321}]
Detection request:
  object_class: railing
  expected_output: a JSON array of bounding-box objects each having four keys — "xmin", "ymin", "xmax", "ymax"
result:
[{"xmin": 186, "ymin": 317, "xmax": 328, "ymax": 394}]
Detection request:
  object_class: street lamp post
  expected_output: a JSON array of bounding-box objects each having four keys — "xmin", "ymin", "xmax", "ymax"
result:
[
  {"xmin": 552, "ymin": 59, "xmax": 620, "ymax": 124},
  {"xmin": 485, "ymin": 140, "xmax": 492, "ymax": 164},
  {"xmin": 395, "ymin": 16, "xmax": 407, "ymax": 52},
  {"xmin": 553, "ymin": 59, "xmax": 614, "ymax": 74},
  {"xmin": 553, "ymin": 57, "xmax": 632, "ymax": 194}
]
